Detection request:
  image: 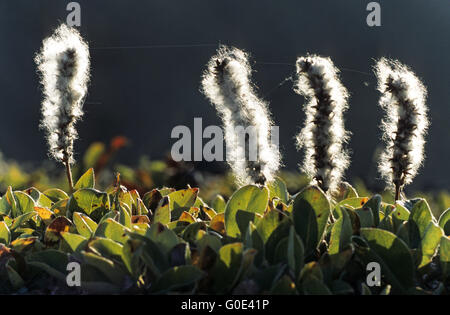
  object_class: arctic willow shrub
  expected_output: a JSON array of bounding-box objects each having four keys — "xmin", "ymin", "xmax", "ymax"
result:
[
  {"xmin": 0, "ymin": 168, "xmax": 448, "ymax": 295},
  {"xmin": 0, "ymin": 25, "xmax": 445, "ymax": 295}
]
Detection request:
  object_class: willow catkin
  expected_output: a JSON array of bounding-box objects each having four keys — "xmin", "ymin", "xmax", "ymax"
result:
[
  {"xmin": 294, "ymin": 54, "xmax": 350, "ymax": 194},
  {"xmin": 35, "ymin": 24, "xmax": 90, "ymax": 165},
  {"xmin": 201, "ymin": 45, "xmax": 281, "ymax": 186},
  {"xmin": 375, "ymin": 58, "xmax": 429, "ymax": 199}
]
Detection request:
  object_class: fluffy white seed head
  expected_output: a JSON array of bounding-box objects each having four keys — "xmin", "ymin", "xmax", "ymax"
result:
[
  {"xmin": 375, "ymin": 58, "xmax": 429, "ymax": 190},
  {"xmin": 294, "ymin": 54, "xmax": 350, "ymax": 193},
  {"xmin": 35, "ymin": 24, "xmax": 90, "ymax": 165},
  {"xmin": 201, "ymin": 45, "xmax": 281, "ymax": 186}
]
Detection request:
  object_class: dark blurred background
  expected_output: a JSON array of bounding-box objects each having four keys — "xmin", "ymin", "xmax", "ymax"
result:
[{"xmin": 0, "ymin": 0, "xmax": 449, "ymax": 192}]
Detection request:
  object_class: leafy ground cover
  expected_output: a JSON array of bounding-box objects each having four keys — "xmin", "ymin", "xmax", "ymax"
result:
[{"xmin": 0, "ymin": 168, "xmax": 448, "ymax": 295}]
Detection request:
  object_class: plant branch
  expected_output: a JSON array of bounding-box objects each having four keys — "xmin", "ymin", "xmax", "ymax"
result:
[{"xmin": 63, "ymin": 156, "xmax": 74, "ymax": 193}]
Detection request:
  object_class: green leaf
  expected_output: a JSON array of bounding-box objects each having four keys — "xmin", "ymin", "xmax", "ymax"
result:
[
  {"xmin": 27, "ymin": 261, "xmax": 66, "ymax": 282},
  {"xmin": 211, "ymin": 242, "xmax": 243, "ymax": 293},
  {"xmin": 391, "ymin": 202, "xmax": 410, "ymax": 233},
  {"xmin": 95, "ymin": 218, "xmax": 130, "ymax": 244},
  {"xmin": 61, "ymin": 232, "xmax": 87, "ymax": 252},
  {"xmin": 44, "ymin": 216, "xmax": 73, "ymax": 245},
  {"xmin": 98, "ymin": 210, "xmax": 118, "ymax": 225},
  {"xmin": 336, "ymin": 197, "xmax": 370, "ymax": 210},
  {"xmin": 438, "ymin": 208, "xmax": 450, "ymax": 236},
  {"xmin": 27, "ymin": 187, "xmax": 42, "ymax": 203},
  {"xmin": 180, "ymin": 212, "xmax": 198, "ymax": 226},
  {"xmin": 6, "ymin": 187, "xmax": 17, "ymax": 217},
  {"xmin": 150, "ymin": 228, "xmax": 181, "ymax": 255},
  {"xmin": 50, "ymin": 198, "xmax": 69, "ymax": 217},
  {"xmin": 197, "ymin": 234, "xmax": 222, "ymax": 253},
  {"xmin": 333, "ymin": 182, "xmax": 358, "ymax": 202},
  {"xmin": 122, "ymin": 239, "xmax": 142, "ymax": 277},
  {"xmin": 210, "ymin": 213, "xmax": 225, "ymax": 235},
  {"xmin": 151, "ymin": 265, "xmax": 205, "ymax": 293},
  {"xmin": 342, "ymin": 208, "xmax": 360, "ymax": 235},
  {"xmin": 398, "ymin": 198, "xmax": 422, "ymax": 211},
  {"xmin": 43, "ymin": 188, "xmax": 69, "ymax": 203},
  {"xmin": 199, "ymin": 206, "xmax": 216, "ymax": 221},
  {"xmin": 73, "ymin": 212, "xmax": 98, "ymax": 238},
  {"xmin": 329, "ymin": 207, "xmax": 353, "ymax": 255},
  {"xmin": 234, "ymin": 248, "xmax": 258, "ymax": 292},
  {"xmin": 393, "ymin": 202, "xmax": 411, "ymax": 221},
  {"xmin": 277, "ymin": 237, "xmax": 296, "ymax": 266},
  {"xmin": 27, "ymin": 249, "xmax": 69, "ymax": 281},
  {"xmin": 69, "ymin": 188, "xmax": 110, "ymax": 217},
  {"xmin": 417, "ymin": 222, "xmax": 443, "ymax": 268},
  {"xmin": 236, "ymin": 210, "xmax": 256, "ymax": 237},
  {"xmin": 378, "ymin": 214, "xmax": 394, "ymax": 233},
  {"xmin": 256, "ymin": 209, "xmax": 281, "ymax": 243},
  {"xmin": 225, "ymin": 185, "xmax": 269, "ymax": 238},
  {"xmin": 10, "ymin": 211, "xmax": 37, "ymax": 231},
  {"xmin": 354, "ymin": 207, "xmax": 375, "ymax": 228},
  {"xmin": 319, "ymin": 245, "xmax": 354, "ymax": 285},
  {"xmin": 117, "ymin": 191, "xmax": 133, "ymax": 210},
  {"xmin": 268, "ymin": 176, "xmax": 289, "ymax": 204},
  {"xmin": 265, "ymin": 219, "xmax": 292, "ymax": 264},
  {"xmin": 6, "ymin": 263, "xmax": 24, "ymax": 290},
  {"xmin": 292, "ymin": 186, "xmax": 330, "ymax": 257},
  {"xmin": 193, "ymin": 197, "xmax": 208, "ymax": 208},
  {"xmin": 13, "ymin": 191, "xmax": 35, "ymax": 215},
  {"xmin": 193, "ymin": 196, "xmax": 205, "ymax": 208},
  {"xmin": 212, "ymin": 195, "xmax": 226, "ymax": 214},
  {"xmin": 138, "ymin": 235, "xmax": 169, "ymax": 276},
  {"xmin": 182, "ymin": 221, "xmax": 206, "ymax": 243},
  {"xmin": 363, "ymin": 195, "xmax": 381, "ymax": 226},
  {"xmin": 10, "ymin": 236, "xmax": 38, "ymax": 252},
  {"xmin": 0, "ymin": 221, "xmax": 11, "ymax": 244},
  {"xmin": 118, "ymin": 203, "xmax": 132, "ymax": 228},
  {"xmin": 403, "ymin": 199, "xmax": 443, "ymax": 268},
  {"xmin": 26, "ymin": 187, "xmax": 53, "ymax": 208},
  {"xmin": 74, "ymin": 168, "xmax": 95, "ymax": 190},
  {"xmin": 88, "ymin": 237, "xmax": 124, "ymax": 263},
  {"xmin": 408, "ymin": 199, "xmax": 434, "ymax": 248},
  {"xmin": 153, "ymin": 196, "xmax": 171, "ymax": 225},
  {"xmin": 359, "ymin": 228, "xmax": 415, "ymax": 293},
  {"xmin": 275, "ymin": 226, "xmax": 304, "ymax": 277},
  {"xmin": 136, "ymin": 198, "xmax": 149, "ymax": 215},
  {"xmin": 243, "ymin": 222, "xmax": 264, "ymax": 266},
  {"xmin": 0, "ymin": 196, "xmax": 12, "ymax": 215},
  {"xmin": 81, "ymin": 251, "xmax": 126, "ymax": 285},
  {"xmin": 440, "ymin": 236, "xmax": 450, "ymax": 281},
  {"xmin": 167, "ymin": 188, "xmax": 199, "ymax": 210}
]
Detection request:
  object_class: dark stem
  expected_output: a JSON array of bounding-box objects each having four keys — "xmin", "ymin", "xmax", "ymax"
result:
[
  {"xmin": 63, "ymin": 156, "xmax": 74, "ymax": 193},
  {"xmin": 394, "ymin": 183, "xmax": 401, "ymax": 201},
  {"xmin": 315, "ymin": 177, "xmax": 327, "ymax": 193}
]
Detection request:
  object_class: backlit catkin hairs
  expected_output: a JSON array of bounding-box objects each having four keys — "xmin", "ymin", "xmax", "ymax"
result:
[
  {"xmin": 201, "ymin": 45, "xmax": 281, "ymax": 186},
  {"xmin": 35, "ymin": 24, "xmax": 90, "ymax": 190},
  {"xmin": 375, "ymin": 58, "xmax": 429, "ymax": 200},
  {"xmin": 294, "ymin": 55, "xmax": 350, "ymax": 194}
]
